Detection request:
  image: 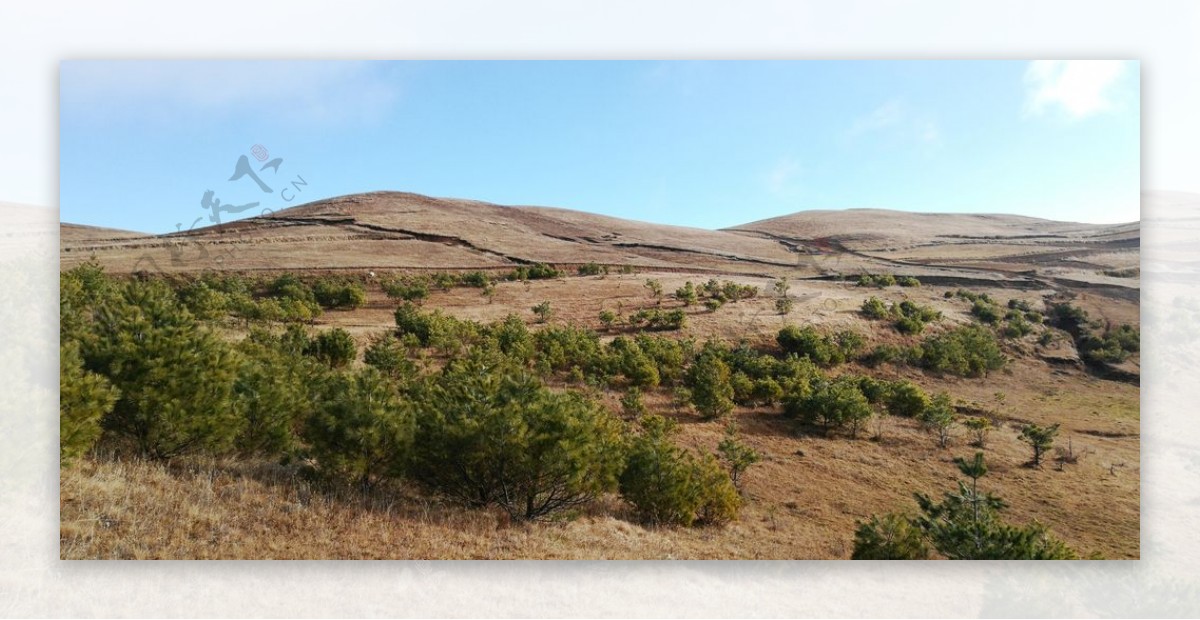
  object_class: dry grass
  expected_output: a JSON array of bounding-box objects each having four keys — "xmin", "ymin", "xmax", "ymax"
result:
[
  {"xmin": 59, "ymin": 193, "xmax": 1140, "ymax": 559},
  {"xmin": 61, "ymin": 388, "xmax": 1139, "ymax": 559}
]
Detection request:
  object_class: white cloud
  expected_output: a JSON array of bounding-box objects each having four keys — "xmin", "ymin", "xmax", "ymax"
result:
[
  {"xmin": 849, "ymin": 100, "xmax": 904, "ymax": 137},
  {"xmin": 918, "ymin": 119, "xmax": 941, "ymax": 145},
  {"xmin": 61, "ymin": 60, "xmax": 405, "ymax": 126},
  {"xmin": 848, "ymin": 100, "xmax": 941, "ymax": 148},
  {"xmin": 1024, "ymin": 60, "xmax": 1130, "ymax": 119},
  {"xmin": 765, "ymin": 156, "xmax": 802, "ymax": 195}
]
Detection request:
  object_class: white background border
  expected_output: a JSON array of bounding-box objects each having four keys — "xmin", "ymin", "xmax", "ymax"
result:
[{"xmin": 2, "ymin": 1, "xmax": 1199, "ymax": 617}]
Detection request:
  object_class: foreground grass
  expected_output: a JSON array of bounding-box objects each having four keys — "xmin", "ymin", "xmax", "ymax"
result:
[
  {"xmin": 60, "ymin": 455, "xmax": 794, "ymax": 560},
  {"xmin": 62, "ymin": 386, "xmax": 1139, "ymax": 560}
]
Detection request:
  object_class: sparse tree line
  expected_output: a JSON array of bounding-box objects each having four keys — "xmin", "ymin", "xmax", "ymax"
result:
[
  {"xmin": 857, "ymin": 289, "xmax": 1134, "ymax": 380},
  {"xmin": 1046, "ymin": 301, "xmax": 1140, "ymax": 366},
  {"xmin": 947, "ymin": 289, "xmax": 1046, "ymax": 340},
  {"xmin": 860, "ymin": 297, "xmax": 942, "ymax": 335},
  {"xmin": 951, "ymin": 291, "xmax": 1138, "ymax": 364},
  {"xmin": 380, "ymin": 263, "xmax": 634, "ymax": 304},
  {"xmin": 381, "ymin": 269, "xmax": 513, "ymax": 302},
  {"xmin": 137, "ymin": 271, "xmax": 370, "ymax": 324},
  {"xmin": 856, "ymin": 273, "xmax": 921, "ymax": 288},
  {"xmin": 858, "ymin": 288, "xmax": 1106, "ymax": 375},
  {"xmin": 1100, "ymin": 267, "xmax": 1138, "ymax": 279},
  {"xmin": 588, "ymin": 277, "xmax": 760, "ymax": 330},
  {"xmin": 859, "ymin": 323, "xmax": 1007, "ymax": 378},
  {"xmin": 658, "ymin": 278, "xmax": 759, "ymax": 312}
]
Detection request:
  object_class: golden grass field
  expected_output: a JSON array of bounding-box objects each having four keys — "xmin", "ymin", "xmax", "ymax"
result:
[{"xmin": 60, "ymin": 192, "xmax": 1140, "ymax": 559}]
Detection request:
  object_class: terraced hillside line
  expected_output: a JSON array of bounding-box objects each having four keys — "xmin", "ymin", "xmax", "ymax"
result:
[
  {"xmin": 230, "ymin": 215, "xmax": 536, "ymax": 266},
  {"xmin": 996, "ymin": 246, "xmax": 1140, "ymax": 267},
  {"xmin": 736, "ymin": 229, "xmax": 1015, "ymax": 276},
  {"xmin": 610, "ymin": 241, "xmax": 798, "ymax": 268},
  {"xmin": 735, "ymin": 229, "xmax": 1146, "ymax": 307},
  {"xmin": 343, "ymin": 220, "xmax": 533, "ymax": 265}
]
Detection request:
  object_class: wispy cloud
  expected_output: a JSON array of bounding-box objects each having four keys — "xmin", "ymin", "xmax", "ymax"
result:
[
  {"xmin": 918, "ymin": 119, "xmax": 941, "ymax": 145},
  {"xmin": 61, "ymin": 60, "xmax": 405, "ymax": 126},
  {"xmin": 848, "ymin": 100, "xmax": 904, "ymax": 137},
  {"xmin": 1023, "ymin": 60, "xmax": 1130, "ymax": 119},
  {"xmin": 764, "ymin": 156, "xmax": 802, "ymax": 195},
  {"xmin": 848, "ymin": 100, "xmax": 941, "ymax": 148}
]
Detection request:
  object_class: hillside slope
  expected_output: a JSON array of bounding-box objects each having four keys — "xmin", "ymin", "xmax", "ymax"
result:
[
  {"xmin": 60, "ymin": 191, "xmax": 1139, "ymax": 297},
  {"xmin": 62, "ymin": 191, "xmax": 801, "ymax": 274}
]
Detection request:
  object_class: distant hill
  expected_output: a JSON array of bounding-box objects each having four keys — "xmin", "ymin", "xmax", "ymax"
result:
[
  {"xmin": 62, "ymin": 191, "xmax": 798, "ymax": 274},
  {"xmin": 1, "ymin": 202, "xmax": 57, "ymax": 261},
  {"xmin": 726, "ymin": 207, "xmax": 1137, "ymax": 251},
  {"xmin": 61, "ymin": 222, "xmax": 150, "ymax": 242},
  {"xmin": 60, "ymin": 191, "xmax": 1140, "ymax": 294}
]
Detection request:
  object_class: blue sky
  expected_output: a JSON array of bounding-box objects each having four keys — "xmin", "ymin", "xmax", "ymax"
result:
[{"xmin": 60, "ymin": 60, "xmax": 1139, "ymax": 234}]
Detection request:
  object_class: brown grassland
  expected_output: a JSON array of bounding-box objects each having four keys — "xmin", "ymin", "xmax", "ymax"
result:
[{"xmin": 60, "ymin": 192, "xmax": 1140, "ymax": 559}]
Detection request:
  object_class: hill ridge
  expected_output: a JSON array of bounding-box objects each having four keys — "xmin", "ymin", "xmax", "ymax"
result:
[{"xmin": 61, "ymin": 190, "xmax": 1139, "ymax": 296}]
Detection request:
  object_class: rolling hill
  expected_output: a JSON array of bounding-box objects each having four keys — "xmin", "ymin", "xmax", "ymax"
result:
[{"xmin": 60, "ymin": 190, "xmax": 1139, "ymax": 297}]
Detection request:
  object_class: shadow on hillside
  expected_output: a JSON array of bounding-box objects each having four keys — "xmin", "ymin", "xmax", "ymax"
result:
[{"xmin": 144, "ymin": 453, "xmax": 639, "ymax": 532}]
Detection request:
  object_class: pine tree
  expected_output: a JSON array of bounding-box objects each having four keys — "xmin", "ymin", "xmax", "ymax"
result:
[
  {"xmin": 85, "ymin": 279, "xmax": 244, "ymax": 459},
  {"xmin": 751, "ymin": 377, "xmax": 784, "ymax": 407},
  {"xmin": 59, "ymin": 341, "xmax": 118, "ymax": 464},
  {"xmin": 481, "ymin": 282, "xmax": 497, "ymax": 304},
  {"xmin": 620, "ymin": 387, "xmax": 647, "ymax": 418},
  {"xmin": 851, "ymin": 513, "xmax": 930, "ymax": 560},
  {"xmin": 852, "ymin": 453, "xmax": 1078, "ymax": 559},
  {"xmin": 363, "ymin": 333, "xmax": 419, "ymax": 380},
  {"xmin": 1020, "ymin": 423, "xmax": 1060, "ymax": 467},
  {"xmin": 619, "ymin": 415, "xmax": 740, "ymax": 526},
  {"xmin": 786, "ymin": 377, "xmax": 871, "ymax": 436},
  {"xmin": 411, "ymin": 355, "xmax": 625, "ymax": 520},
  {"xmin": 234, "ymin": 336, "xmax": 325, "ymax": 457},
  {"xmin": 963, "ymin": 416, "xmax": 993, "ymax": 448},
  {"xmin": 687, "ymin": 352, "xmax": 735, "ymax": 419},
  {"xmin": 532, "ymin": 301, "xmax": 553, "ymax": 323},
  {"xmin": 884, "ymin": 380, "xmax": 929, "ymax": 418},
  {"xmin": 920, "ymin": 392, "xmax": 957, "ymax": 448},
  {"xmin": 306, "ymin": 328, "xmax": 357, "ymax": 368},
  {"xmin": 303, "ymin": 367, "xmax": 415, "ymax": 490},
  {"xmin": 599, "ymin": 310, "xmax": 617, "ymax": 330},
  {"xmin": 674, "ymin": 282, "xmax": 698, "ymax": 306},
  {"xmin": 717, "ymin": 425, "xmax": 760, "ymax": 491}
]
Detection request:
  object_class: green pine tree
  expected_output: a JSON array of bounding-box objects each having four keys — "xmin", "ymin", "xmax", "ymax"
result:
[
  {"xmin": 85, "ymin": 279, "xmax": 244, "ymax": 459},
  {"xmin": 619, "ymin": 415, "xmax": 740, "ymax": 526},
  {"xmin": 234, "ymin": 335, "xmax": 326, "ymax": 457},
  {"xmin": 920, "ymin": 392, "xmax": 957, "ymax": 448},
  {"xmin": 852, "ymin": 453, "xmax": 1078, "ymax": 559},
  {"xmin": 411, "ymin": 354, "xmax": 625, "ymax": 520},
  {"xmin": 717, "ymin": 425, "xmax": 760, "ymax": 491},
  {"xmin": 302, "ymin": 366, "xmax": 415, "ymax": 490},
  {"xmin": 687, "ymin": 352, "xmax": 735, "ymax": 419},
  {"xmin": 59, "ymin": 341, "xmax": 119, "ymax": 464},
  {"xmin": 1020, "ymin": 423, "xmax": 1060, "ymax": 467},
  {"xmin": 851, "ymin": 513, "xmax": 931, "ymax": 560}
]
